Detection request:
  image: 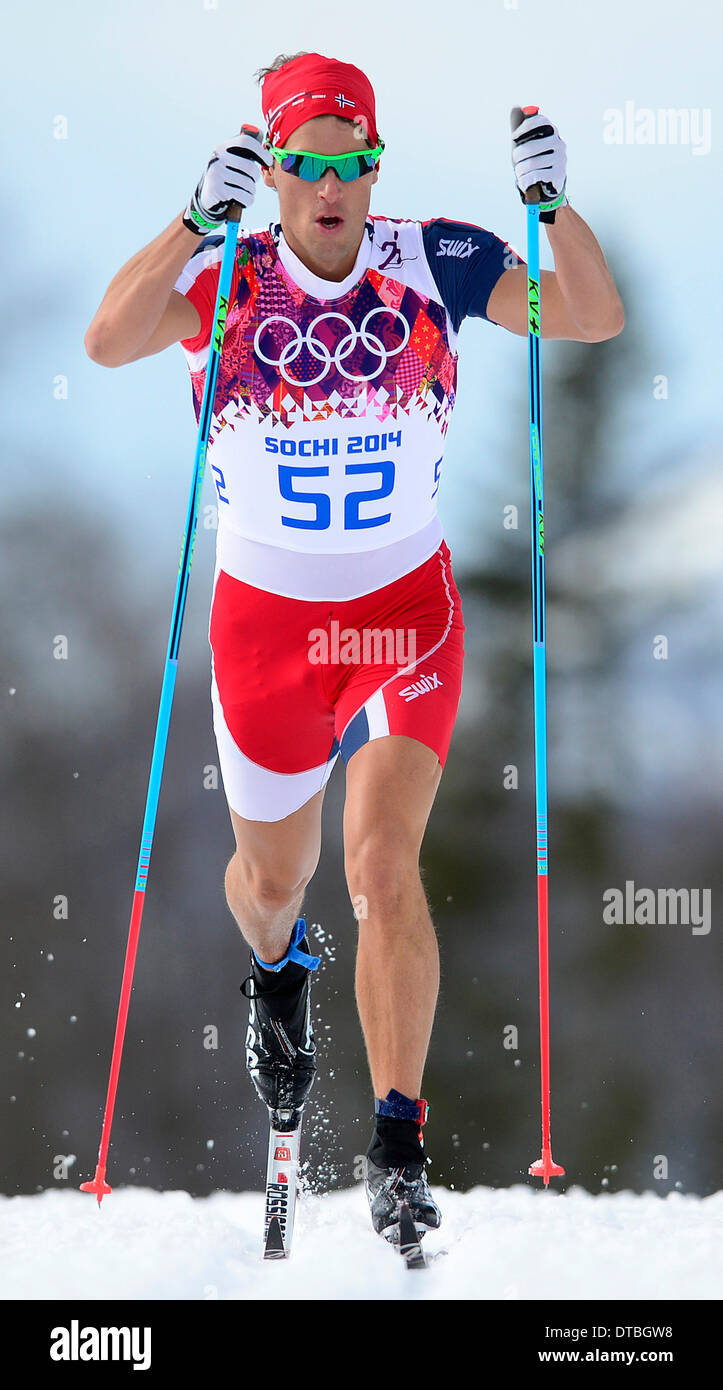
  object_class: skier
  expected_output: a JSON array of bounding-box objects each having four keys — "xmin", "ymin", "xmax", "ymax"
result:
[{"xmin": 84, "ymin": 51, "xmax": 623, "ymax": 1249}]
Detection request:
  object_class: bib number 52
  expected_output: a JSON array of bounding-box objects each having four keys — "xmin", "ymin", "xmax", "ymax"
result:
[{"xmin": 278, "ymin": 460, "xmax": 395, "ymax": 531}]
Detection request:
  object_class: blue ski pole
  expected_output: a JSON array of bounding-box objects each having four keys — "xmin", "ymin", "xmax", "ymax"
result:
[
  {"xmin": 510, "ymin": 105, "xmax": 565, "ymax": 1186},
  {"xmin": 81, "ymin": 124, "xmax": 260, "ymax": 1203}
]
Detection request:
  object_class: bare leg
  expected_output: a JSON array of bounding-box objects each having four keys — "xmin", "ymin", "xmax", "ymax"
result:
[
  {"xmin": 224, "ymin": 786, "xmax": 326, "ymax": 964},
  {"xmin": 343, "ymin": 736, "xmax": 443, "ymax": 1099}
]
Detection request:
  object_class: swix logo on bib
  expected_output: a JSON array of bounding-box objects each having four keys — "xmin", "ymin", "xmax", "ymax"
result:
[
  {"xmin": 437, "ymin": 236, "xmax": 479, "ymax": 259},
  {"xmin": 178, "ymin": 218, "xmax": 458, "ymax": 557}
]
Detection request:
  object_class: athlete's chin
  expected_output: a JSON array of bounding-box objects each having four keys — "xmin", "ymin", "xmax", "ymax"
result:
[
  {"xmin": 312, "ymin": 216, "xmax": 347, "ymax": 242},
  {"xmin": 307, "ymin": 225, "xmax": 355, "ymax": 264}
]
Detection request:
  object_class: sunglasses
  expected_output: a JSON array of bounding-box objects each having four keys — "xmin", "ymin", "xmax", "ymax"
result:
[{"xmin": 266, "ymin": 141, "xmax": 384, "ymax": 182}]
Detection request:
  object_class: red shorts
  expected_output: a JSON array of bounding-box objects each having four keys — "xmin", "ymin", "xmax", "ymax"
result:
[{"xmin": 208, "ymin": 540, "xmax": 465, "ymax": 821}]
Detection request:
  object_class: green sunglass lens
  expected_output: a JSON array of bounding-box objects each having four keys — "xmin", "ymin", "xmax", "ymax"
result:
[
  {"xmin": 276, "ymin": 148, "xmax": 379, "ymax": 181},
  {"xmin": 297, "ymin": 155, "xmax": 324, "ymax": 180},
  {"xmin": 339, "ymin": 156, "xmax": 370, "ymax": 182}
]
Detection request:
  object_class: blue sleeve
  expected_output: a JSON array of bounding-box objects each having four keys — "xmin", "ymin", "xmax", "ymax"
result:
[{"xmin": 422, "ymin": 218, "xmax": 522, "ymax": 333}]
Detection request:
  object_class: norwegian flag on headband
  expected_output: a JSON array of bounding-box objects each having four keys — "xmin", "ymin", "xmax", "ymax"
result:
[{"xmin": 261, "ymin": 51, "xmax": 379, "ymax": 147}]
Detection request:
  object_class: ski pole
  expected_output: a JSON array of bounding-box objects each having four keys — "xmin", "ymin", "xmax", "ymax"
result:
[
  {"xmin": 510, "ymin": 105, "xmax": 565, "ymax": 1186},
  {"xmin": 80, "ymin": 125, "xmax": 260, "ymax": 1204}
]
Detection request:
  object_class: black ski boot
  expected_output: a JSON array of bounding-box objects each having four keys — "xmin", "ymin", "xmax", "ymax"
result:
[
  {"xmin": 240, "ymin": 918, "xmax": 320, "ymax": 1130},
  {"xmin": 363, "ymin": 1090, "xmax": 441, "ymax": 1241}
]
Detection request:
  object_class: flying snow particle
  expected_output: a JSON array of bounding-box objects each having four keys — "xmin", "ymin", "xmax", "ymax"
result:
[{"xmin": 26, "ymin": 1028, "xmax": 37, "ymax": 1038}]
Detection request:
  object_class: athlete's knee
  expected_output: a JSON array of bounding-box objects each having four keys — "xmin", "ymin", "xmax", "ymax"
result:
[
  {"xmin": 226, "ymin": 851, "xmax": 311, "ymax": 915},
  {"xmin": 344, "ymin": 832, "xmax": 420, "ymax": 917}
]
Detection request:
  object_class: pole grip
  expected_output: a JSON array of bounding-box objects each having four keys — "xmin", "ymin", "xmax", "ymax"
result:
[
  {"xmin": 227, "ymin": 122, "xmax": 263, "ymax": 221},
  {"xmin": 510, "ymin": 104, "xmax": 542, "ymax": 206}
]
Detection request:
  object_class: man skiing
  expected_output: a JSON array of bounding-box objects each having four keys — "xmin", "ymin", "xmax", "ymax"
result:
[{"xmin": 84, "ymin": 51, "xmax": 623, "ymax": 1250}]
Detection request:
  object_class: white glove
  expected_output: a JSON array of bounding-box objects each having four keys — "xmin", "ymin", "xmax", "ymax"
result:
[
  {"xmin": 183, "ymin": 128, "xmax": 272, "ymax": 235},
  {"xmin": 511, "ymin": 110, "xmax": 567, "ymax": 221}
]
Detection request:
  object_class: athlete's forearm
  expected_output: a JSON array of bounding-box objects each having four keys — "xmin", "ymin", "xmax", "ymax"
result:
[
  {"xmin": 545, "ymin": 205, "xmax": 624, "ymax": 340},
  {"xmin": 84, "ymin": 213, "xmax": 198, "ymax": 366}
]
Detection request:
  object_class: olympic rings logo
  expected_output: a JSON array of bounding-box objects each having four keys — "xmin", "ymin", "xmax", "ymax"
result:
[{"xmin": 253, "ymin": 309, "xmax": 410, "ymax": 386}]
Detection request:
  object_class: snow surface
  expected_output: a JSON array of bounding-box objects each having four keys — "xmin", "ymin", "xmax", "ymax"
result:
[{"xmin": 2, "ymin": 1185, "xmax": 721, "ymax": 1301}]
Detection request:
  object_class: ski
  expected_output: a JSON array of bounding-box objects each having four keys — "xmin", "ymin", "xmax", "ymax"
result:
[
  {"xmin": 397, "ymin": 1202, "xmax": 429, "ymax": 1270},
  {"xmin": 262, "ymin": 1118, "xmax": 302, "ymax": 1259}
]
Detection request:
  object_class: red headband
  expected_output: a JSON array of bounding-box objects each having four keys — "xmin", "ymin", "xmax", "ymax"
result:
[{"xmin": 261, "ymin": 52, "xmax": 379, "ymax": 148}]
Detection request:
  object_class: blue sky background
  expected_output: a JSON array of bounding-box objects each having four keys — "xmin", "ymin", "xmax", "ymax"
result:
[{"xmin": 2, "ymin": 0, "xmax": 720, "ymax": 578}]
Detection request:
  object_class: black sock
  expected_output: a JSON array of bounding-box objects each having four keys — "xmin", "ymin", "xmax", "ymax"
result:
[{"xmin": 367, "ymin": 1116, "xmax": 425, "ymax": 1169}]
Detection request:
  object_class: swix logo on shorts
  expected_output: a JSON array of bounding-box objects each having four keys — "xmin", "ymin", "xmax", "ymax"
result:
[
  {"xmin": 436, "ymin": 237, "xmax": 479, "ymax": 259},
  {"xmin": 398, "ymin": 672, "xmax": 443, "ymax": 701}
]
